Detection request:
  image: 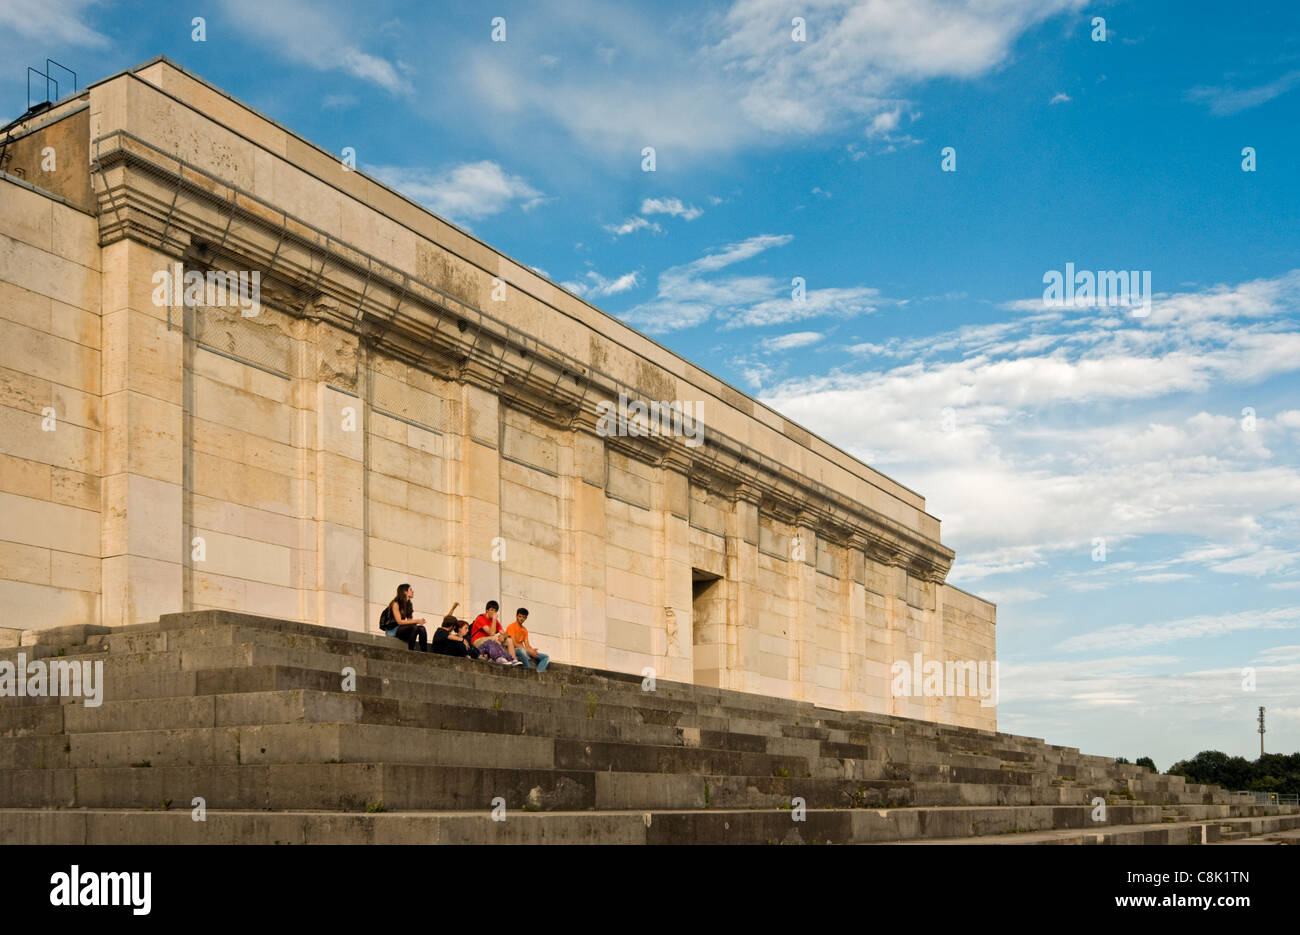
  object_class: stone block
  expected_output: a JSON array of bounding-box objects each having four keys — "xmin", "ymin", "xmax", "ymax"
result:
[
  {"xmin": 0, "ymin": 578, "xmax": 99, "ymax": 630},
  {"xmin": 0, "ymin": 228, "xmax": 98, "ymax": 313},
  {"xmin": 101, "ymin": 553, "xmax": 181, "ymax": 627},
  {"xmin": 0, "ymin": 490, "xmax": 98, "ymax": 555},
  {"xmin": 193, "ymin": 528, "xmax": 292, "ymax": 588},
  {"xmin": 0, "ymin": 183, "xmax": 54, "ymax": 249}
]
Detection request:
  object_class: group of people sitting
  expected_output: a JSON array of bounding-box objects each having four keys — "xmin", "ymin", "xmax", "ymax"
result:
[{"xmin": 379, "ymin": 585, "xmax": 549, "ymax": 671}]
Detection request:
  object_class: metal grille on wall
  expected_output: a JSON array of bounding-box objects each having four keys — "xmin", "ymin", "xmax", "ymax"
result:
[
  {"xmin": 190, "ymin": 301, "xmax": 293, "ymax": 379},
  {"xmin": 367, "ymin": 366, "xmax": 444, "ymax": 435}
]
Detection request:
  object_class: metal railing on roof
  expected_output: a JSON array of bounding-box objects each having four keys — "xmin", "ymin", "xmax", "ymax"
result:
[{"xmin": 1228, "ymin": 790, "xmax": 1299, "ymax": 806}]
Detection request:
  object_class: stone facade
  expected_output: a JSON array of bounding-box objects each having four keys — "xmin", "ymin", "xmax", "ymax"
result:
[{"xmin": 0, "ymin": 57, "xmax": 996, "ymax": 728}]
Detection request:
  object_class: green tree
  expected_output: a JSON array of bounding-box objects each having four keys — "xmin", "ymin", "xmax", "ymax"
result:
[{"xmin": 1167, "ymin": 749, "xmax": 1300, "ymax": 796}]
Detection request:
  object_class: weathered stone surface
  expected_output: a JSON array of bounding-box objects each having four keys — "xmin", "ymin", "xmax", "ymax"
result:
[{"xmin": 0, "ymin": 611, "xmax": 1292, "ymax": 844}]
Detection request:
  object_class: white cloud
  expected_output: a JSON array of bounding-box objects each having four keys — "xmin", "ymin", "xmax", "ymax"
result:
[
  {"xmin": 1276, "ymin": 410, "xmax": 1300, "ymax": 430},
  {"xmin": 1049, "ymin": 92, "xmax": 1072, "ymax": 104},
  {"xmin": 0, "ymin": 0, "xmax": 108, "ymax": 47},
  {"xmin": 859, "ymin": 107, "xmax": 921, "ymax": 152},
  {"xmin": 640, "ymin": 197, "xmax": 703, "ymax": 220},
  {"xmin": 605, "ymin": 216, "xmax": 662, "ymax": 237},
  {"xmin": 947, "ymin": 545, "xmax": 1046, "ymax": 583},
  {"xmin": 979, "ymin": 587, "xmax": 1045, "ymax": 604},
  {"xmin": 447, "ymin": 0, "xmax": 1085, "ymax": 159},
  {"xmin": 766, "ymin": 331, "xmax": 823, "ymax": 351},
  {"xmin": 714, "ymin": 0, "xmax": 1086, "ymax": 136},
  {"xmin": 867, "ymin": 109, "xmax": 901, "ymax": 136},
  {"xmin": 621, "ymin": 234, "xmax": 789, "ymax": 330},
  {"xmin": 218, "ymin": 0, "xmax": 411, "ymax": 94},
  {"xmin": 1055, "ymin": 607, "xmax": 1300, "ymax": 653},
  {"xmin": 368, "ymin": 161, "xmax": 543, "ymax": 223},
  {"xmin": 1187, "ymin": 69, "xmax": 1300, "ymax": 115},
  {"xmin": 725, "ymin": 285, "xmax": 886, "ymax": 329},
  {"xmin": 759, "ymin": 271, "xmax": 1300, "ymax": 571},
  {"xmin": 1211, "ymin": 548, "xmax": 1300, "ymax": 578},
  {"xmin": 562, "ymin": 270, "xmax": 641, "ymax": 299},
  {"xmin": 622, "ymin": 234, "xmax": 890, "ymax": 332},
  {"xmin": 1257, "ymin": 645, "xmax": 1300, "ymax": 661},
  {"xmin": 322, "ymin": 93, "xmax": 358, "ymax": 111}
]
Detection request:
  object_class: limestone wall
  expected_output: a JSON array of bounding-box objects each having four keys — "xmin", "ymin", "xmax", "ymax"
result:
[{"xmin": 0, "ymin": 180, "xmax": 102, "ymax": 630}]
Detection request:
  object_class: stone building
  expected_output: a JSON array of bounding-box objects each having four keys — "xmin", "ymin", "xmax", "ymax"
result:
[{"xmin": 0, "ymin": 58, "xmax": 995, "ymax": 728}]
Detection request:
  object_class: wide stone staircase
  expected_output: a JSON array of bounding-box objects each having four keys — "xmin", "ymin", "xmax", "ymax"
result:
[{"xmin": 1, "ymin": 610, "xmax": 1296, "ymax": 844}]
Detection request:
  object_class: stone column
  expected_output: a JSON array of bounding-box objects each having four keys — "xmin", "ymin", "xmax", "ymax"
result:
[
  {"xmin": 310, "ymin": 320, "xmax": 365, "ymax": 630},
  {"xmin": 100, "ymin": 239, "xmax": 185, "ymax": 626},
  {"xmin": 789, "ymin": 514, "xmax": 819, "ymax": 702},
  {"xmin": 724, "ymin": 484, "xmax": 761, "ymax": 695},
  {"xmin": 870, "ymin": 540, "xmax": 911, "ymax": 717},
  {"xmin": 456, "ymin": 379, "xmax": 501, "ymax": 616},
  {"xmin": 657, "ymin": 451, "xmax": 693, "ymax": 683},
  {"xmin": 843, "ymin": 534, "xmax": 870, "ymax": 710},
  {"xmin": 917, "ymin": 564, "xmax": 948, "ymax": 723},
  {"xmin": 922, "ymin": 567, "xmax": 951, "ymax": 723},
  {"xmin": 861, "ymin": 540, "xmax": 894, "ymax": 715},
  {"xmin": 564, "ymin": 414, "xmax": 607, "ymax": 667}
]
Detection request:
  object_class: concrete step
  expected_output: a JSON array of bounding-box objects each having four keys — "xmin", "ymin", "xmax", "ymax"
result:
[
  {"xmin": 889, "ymin": 820, "xmax": 1222, "ymax": 845},
  {"xmin": 0, "ymin": 803, "xmax": 1224, "ymax": 845},
  {"xmin": 0, "ymin": 763, "xmax": 910, "ymax": 811},
  {"xmin": 0, "ymin": 758, "xmax": 1135, "ymax": 812},
  {"xmin": 0, "ymin": 763, "xmax": 599, "ymax": 811},
  {"xmin": 13, "ymin": 615, "xmax": 1053, "ymax": 748},
  {"xmin": 4, "ymin": 626, "xmax": 1091, "ymax": 780},
  {"xmin": 900, "ymin": 813, "xmax": 1300, "ymax": 845},
  {"xmin": 0, "ymin": 610, "xmax": 1271, "ymax": 845},
  {"xmin": 20, "ymin": 688, "xmax": 1072, "ymax": 782},
  {"xmin": 80, "ymin": 658, "xmax": 1089, "ymax": 781},
  {"xmin": 3, "ymin": 686, "xmax": 803, "ymax": 755},
  {"xmin": 1, "ymin": 642, "xmax": 1102, "ymax": 775},
  {"xmin": 0, "ymin": 807, "xmax": 665, "ymax": 845},
  {"xmin": 2, "ymin": 714, "xmax": 853, "ymax": 780},
  {"xmin": 21, "ymin": 614, "xmax": 1052, "ymax": 753},
  {"xmin": 1209, "ymin": 814, "xmax": 1300, "ymax": 840},
  {"xmin": 0, "ymin": 653, "xmax": 1216, "ymax": 810},
  {"xmin": 79, "ymin": 644, "xmax": 878, "ymax": 734},
  {"xmin": 1212, "ymin": 826, "xmax": 1300, "ymax": 845}
]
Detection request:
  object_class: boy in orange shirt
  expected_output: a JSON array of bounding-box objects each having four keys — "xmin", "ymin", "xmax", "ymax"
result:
[{"xmin": 507, "ymin": 608, "xmax": 549, "ymax": 671}]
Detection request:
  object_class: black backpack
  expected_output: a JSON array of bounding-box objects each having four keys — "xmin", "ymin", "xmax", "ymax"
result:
[{"xmin": 378, "ymin": 603, "xmax": 395, "ymax": 631}]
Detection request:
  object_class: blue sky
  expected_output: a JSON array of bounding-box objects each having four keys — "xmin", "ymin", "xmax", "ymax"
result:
[{"xmin": 4, "ymin": 0, "xmax": 1298, "ymax": 769}]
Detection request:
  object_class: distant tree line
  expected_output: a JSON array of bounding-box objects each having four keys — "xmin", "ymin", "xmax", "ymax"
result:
[{"xmin": 1117, "ymin": 751, "xmax": 1300, "ymax": 796}]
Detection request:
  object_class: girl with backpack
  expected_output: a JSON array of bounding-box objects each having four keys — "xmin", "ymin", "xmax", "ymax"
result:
[{"xmin": 379, "ymin": 583, "xmax": 429, "ymax": 651}]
